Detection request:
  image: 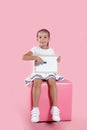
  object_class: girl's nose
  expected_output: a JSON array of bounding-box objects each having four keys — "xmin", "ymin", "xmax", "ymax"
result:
[{"xmin": 42, "ymin": 37, "xmax": 44, "ymax": 40}]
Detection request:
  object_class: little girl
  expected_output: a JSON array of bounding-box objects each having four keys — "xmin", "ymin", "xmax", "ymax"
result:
[{"xmin": 23, "ymin": 29, "xmax": 63, "ymax": 122}]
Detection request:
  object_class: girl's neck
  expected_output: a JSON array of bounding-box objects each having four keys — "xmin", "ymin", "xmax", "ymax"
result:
[{"xmin": 39, "ymin": 46, "xmax": 49, "ymax": 49}]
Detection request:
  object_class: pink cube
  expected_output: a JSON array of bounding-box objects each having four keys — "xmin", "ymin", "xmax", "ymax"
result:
[{"xmin": 28, "ymin": 79, "xmax": 72, "ymax": 121}]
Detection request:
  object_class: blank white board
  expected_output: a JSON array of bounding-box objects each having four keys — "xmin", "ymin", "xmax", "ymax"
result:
[{"xmin": 34, "ymin": 55, "xmax": 58, "ymax": 73}]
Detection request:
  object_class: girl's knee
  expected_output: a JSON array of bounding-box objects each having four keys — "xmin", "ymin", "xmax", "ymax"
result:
[
  {"xmin": 33, "ymin": 78, "xmax": 42, "ymax": 87},
  {"xmin": 47, "ymin": 78, "xmax": 56, "ymax": 86}
]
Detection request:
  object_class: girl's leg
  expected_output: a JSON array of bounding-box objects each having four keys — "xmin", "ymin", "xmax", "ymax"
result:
[
  {"xmin": 31, "ymin": 78, "xmax": 42, "ymax": 122},
  {"xmin": 47, "ymin": 78, "xmax": 57, "ymax": 106},
  {"xmin": 32, "ymin": 78, "xmax": 43, "ymax": 107},
  {"xmin": 47, "ymin": 78, "xmax": 60, "ymax": 121}
]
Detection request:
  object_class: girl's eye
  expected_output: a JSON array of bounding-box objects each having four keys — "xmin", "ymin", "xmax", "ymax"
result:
[
  {"xmin": 44, "ymin": 36, "xmax": 47, "ymax": 38},
  {"xmin": 39, "ymin": 36, "xmax": 42, "ymax": 39}
]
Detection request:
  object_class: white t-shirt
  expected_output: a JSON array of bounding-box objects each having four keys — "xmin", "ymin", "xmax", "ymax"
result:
[{"xmin": 30, "ymin": 46, "xmax": 55, "ymax": 56}]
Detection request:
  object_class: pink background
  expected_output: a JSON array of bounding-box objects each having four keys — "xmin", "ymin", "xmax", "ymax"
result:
[{"xmin": 0, "ymin": 0, "xmax": 87, "ymax": 130}]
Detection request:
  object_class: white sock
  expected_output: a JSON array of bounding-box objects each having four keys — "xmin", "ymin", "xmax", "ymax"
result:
[
  {"xmin": 32, "ymin": 107, "xmax": 39, "ymax": 110},
  {"xmin": 51, "ymin": 106, "xmax": 60, "ymax": 111},
  {"xmin": 52, "ymin": 106, "xmax": 58, "ymax": 109}
]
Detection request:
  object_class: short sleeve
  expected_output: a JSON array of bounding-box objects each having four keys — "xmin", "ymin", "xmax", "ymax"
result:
[
  {"xmin": 50, "ymin": 48, "xmax": 55, "ymax": 55},
  {"xmin": 30, "ymin": 47, "xmax": 36, "ymax": 55}
]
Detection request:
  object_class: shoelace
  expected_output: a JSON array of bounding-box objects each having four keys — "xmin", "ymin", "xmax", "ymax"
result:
[
  {"xmin": 52, "ymin": 108, "xmax": 60, "ymax": 116},
  {"xmin": 31, "ymin": 109, "xmax": 40, "ymax": 117}
]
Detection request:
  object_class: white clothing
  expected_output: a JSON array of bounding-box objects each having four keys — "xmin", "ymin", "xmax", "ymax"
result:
[
  {"xmin": 30, "ymin": 46, "xmax": 55, "ymax": 56},
  {"xmin": 25, "ymin": 46, "xmax": 64, "ymax": 86}
]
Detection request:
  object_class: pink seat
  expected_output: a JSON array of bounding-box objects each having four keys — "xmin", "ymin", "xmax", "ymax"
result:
[{"xmin": 28, "ymin": 79, "xmax": 72, "ymax": 121}]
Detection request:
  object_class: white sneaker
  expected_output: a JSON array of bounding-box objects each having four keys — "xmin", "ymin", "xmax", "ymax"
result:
[
  {"xmin": 31, "ymin": 107, "xmax": 40, "ymax": 122},
  {"xmin": 50, "ymin": 106, "xmax": 61, "ymax": 121}
]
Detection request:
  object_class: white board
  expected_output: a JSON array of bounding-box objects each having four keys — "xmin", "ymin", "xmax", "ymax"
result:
[{"xmin": 34, "ymin": 55, "xmax": 58, "ymax": 73}]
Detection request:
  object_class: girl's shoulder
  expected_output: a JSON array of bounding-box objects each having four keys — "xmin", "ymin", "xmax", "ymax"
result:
[
  {"xmin": 48, "ymin": 47, "xmax": 55, "ymax": 55},
  {"xmin": 30, "ymin": 46, "xmax": 39, "ymax": 50},
  {"xmin": 48, "ymin": 47, "xmax": 55, "ymax": 51},
  {"xmin": 30, "ymin": 46, "xmax": 40, "ymax": 55}
]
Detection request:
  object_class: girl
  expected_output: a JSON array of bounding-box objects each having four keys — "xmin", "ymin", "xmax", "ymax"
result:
[{"xmin": 23, "ymin": 29, "xmax": 63, "ymax": 122}]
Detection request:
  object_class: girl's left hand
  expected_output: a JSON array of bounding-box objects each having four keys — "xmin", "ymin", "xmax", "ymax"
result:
[{"xmin": 57, "ymin": 56, "xmax": 61, "ymax": 63}]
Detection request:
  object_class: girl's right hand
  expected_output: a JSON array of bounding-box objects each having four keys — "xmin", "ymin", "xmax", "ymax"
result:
[{"xmin": 35, "ymin": 56, "xmax": 44, "ymax": 64}]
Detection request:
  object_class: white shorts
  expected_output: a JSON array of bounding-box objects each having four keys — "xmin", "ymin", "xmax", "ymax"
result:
[{"xmin": 25, "ymin": 73, "xmax": 64, "ymax": 86}]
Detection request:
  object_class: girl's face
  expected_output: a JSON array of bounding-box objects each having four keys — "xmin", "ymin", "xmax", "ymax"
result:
[{"xmin": 37, "ymin": 31, "xmax": 50, "ymax": 49}]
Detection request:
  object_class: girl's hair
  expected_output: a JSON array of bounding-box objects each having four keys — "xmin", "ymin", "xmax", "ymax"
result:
[{"xmin": 37, "ymin": 29, "xmax": 50, "ymax": 37}]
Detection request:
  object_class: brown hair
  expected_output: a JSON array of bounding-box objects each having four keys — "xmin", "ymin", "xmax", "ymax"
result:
[{"xmin": 37, "ymin": 29, "xmax": 50, "ymax": 38}]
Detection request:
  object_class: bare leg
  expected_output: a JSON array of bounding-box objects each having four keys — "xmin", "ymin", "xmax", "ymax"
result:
[
  {"xmin": 47, "ymin": 78, "xmax": 60, "ymax": 122},
  {"xmin": 47, "ymin": 78, "xmax": 57, "ymax": 106},
  {"xmin": 32, "ymin": 78, "xmax": 43, "ymax": 107}
]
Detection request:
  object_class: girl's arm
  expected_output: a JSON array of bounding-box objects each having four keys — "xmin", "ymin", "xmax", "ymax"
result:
[
  {"xmin": 23, "ymin": 51, "xmax": 36, "ymax": 60},
  {"xmin": 23, "ymin": 51, "xmax": 44, "ymax": 64},
  {"xmin": 57, "ymin": 56, "xmax": 61, "ymax": 63}
]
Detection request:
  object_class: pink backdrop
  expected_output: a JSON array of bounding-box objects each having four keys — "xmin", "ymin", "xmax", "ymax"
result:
[{"xmin": 0, "ymin": 0, "xmax": 87, "ymax": 130}]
